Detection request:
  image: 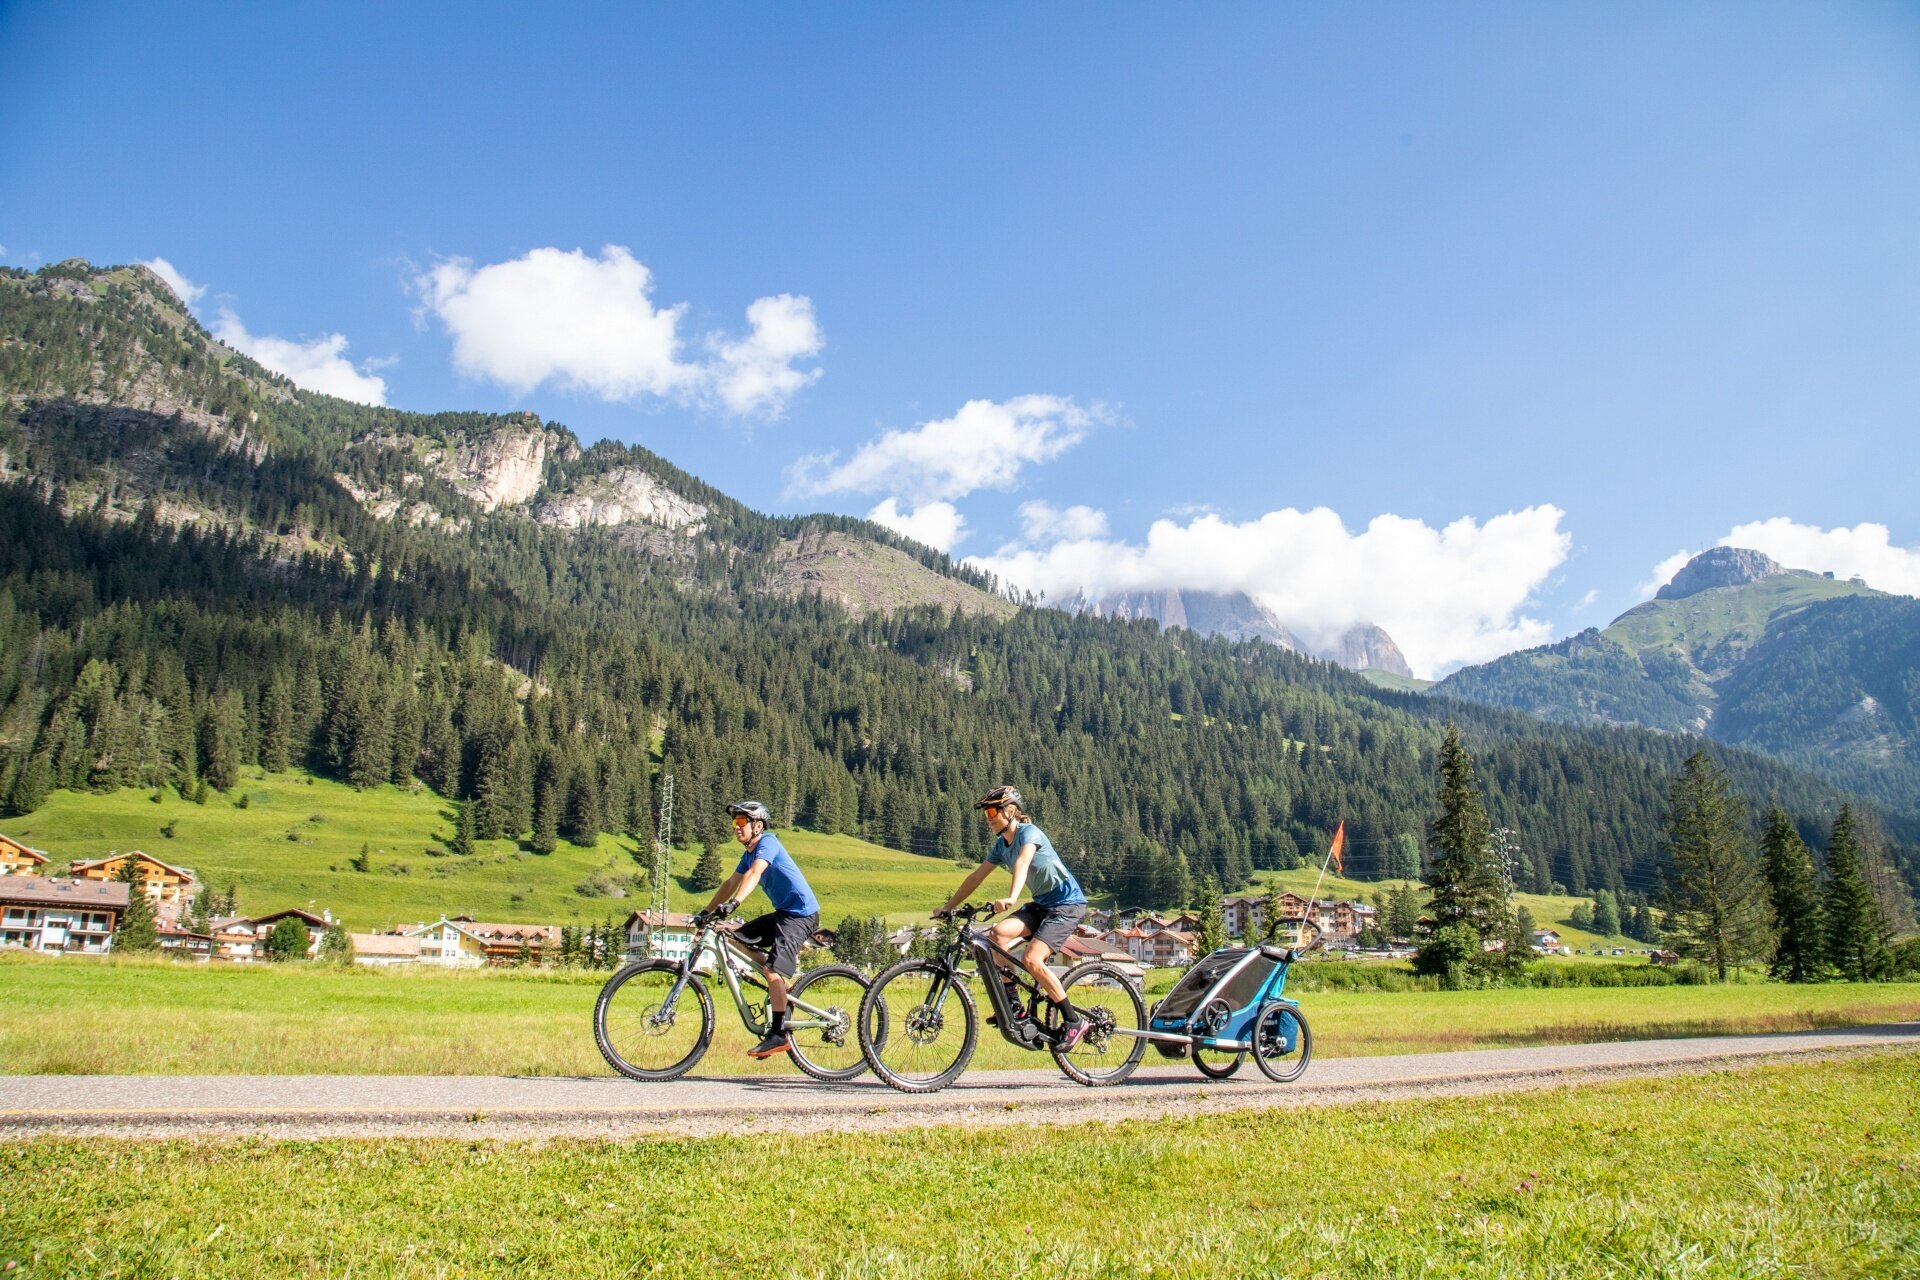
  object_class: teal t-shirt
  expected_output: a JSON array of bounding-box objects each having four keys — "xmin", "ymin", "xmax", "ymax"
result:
[{"xmin": 987, "ymin": 822, "xmax": 1086, "ymax": 907}]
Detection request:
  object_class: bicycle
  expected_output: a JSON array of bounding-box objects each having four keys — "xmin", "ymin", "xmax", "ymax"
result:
[
  {"xmin": 594, "ymin": 911, "xmax": 870, "ymax": 1082},
  {"xmin": 857, "ymin": 902, "xmax": 1148, "ymax": 1094}
]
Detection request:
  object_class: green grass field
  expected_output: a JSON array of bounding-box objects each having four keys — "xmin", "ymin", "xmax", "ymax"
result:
[
  {"xmin": 0, "ymin": 772, "xmax": 968, "ymax": 931},
  {"xmin": 3, "ymin": 1052, "xmax": 1915, "ymax": 1277},
  {"xmin": 5, "ymin": 953, "xmax": 1916, "ymax": 1076},
  {"xmin": 2, "ymin": 773, "xmax": 1650, "ymax": 945}
]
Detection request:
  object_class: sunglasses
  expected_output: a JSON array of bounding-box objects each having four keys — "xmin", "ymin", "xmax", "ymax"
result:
[{"xmin": 732, "ymin": 816, "xmax": 755, "ymax": 827}]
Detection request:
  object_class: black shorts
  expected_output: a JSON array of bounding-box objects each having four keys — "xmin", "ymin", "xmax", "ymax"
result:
[
  {"xmin": 1008, "ymin": 902, "xmax": 1086, "ymax": 952},
  {"xmin": 732, "ymin": 910, "xmax": 819, "ymax": 979}
]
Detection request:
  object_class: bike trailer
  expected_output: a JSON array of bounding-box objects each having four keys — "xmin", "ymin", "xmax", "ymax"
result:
[{"xmin": 1147, "ymin": 944, "xmax": 1299, "ymax": 1054}]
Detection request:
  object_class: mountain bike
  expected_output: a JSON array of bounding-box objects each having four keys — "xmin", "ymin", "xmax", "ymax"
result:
[
  {"xmin": 594, "ymin": 912, "xmax": 870, "ymax": 1082},
  {"xmin": 857, "ymin": 902, "xmax": 1148, "ymax": 1094}
]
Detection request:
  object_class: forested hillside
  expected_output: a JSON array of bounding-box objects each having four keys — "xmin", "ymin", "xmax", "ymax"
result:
[{"xmin": 3, "ymin": 260, "xmax": 1915, "ymax": 916}]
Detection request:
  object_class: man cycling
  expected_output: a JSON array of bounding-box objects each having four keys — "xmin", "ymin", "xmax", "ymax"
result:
[
  {"xmin": 938, "ymin": 785, "xmax": 1088, "ymax": 1048},
  {"xmin": 698, "ymin": 800, "xmax": 821, "ymax": 1059}
]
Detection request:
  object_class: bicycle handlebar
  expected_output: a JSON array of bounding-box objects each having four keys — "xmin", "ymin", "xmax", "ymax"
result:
[{"xmin": 934, "ymin": 902, "xmax": 999, "ymax": 922}]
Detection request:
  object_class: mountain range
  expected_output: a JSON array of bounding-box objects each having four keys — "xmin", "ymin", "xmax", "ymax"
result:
[
  {"xmin": 1, "ymin": 258, "xmax": 1913, "ymax": 917},
  {"xmin": 1060, "ymin": 589, "xmax": 1414, "ymax": 677},
  {"xmin": 1434, "ymin": 547, "xmax": 1920, "ymax": 809}
]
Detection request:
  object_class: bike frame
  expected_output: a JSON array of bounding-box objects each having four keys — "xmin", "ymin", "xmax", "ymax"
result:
[
  {"xmin": 918, "ymin": 910, "xmax": 1082, "ymax": 1048},
  {"xmin": 653, "ymin": 921, "xmax": 847, "ymax": 1038}
]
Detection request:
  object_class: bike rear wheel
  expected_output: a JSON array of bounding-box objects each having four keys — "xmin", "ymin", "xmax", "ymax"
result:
[
  {"xmin": 859, "ymin": 958, "xmax": 977, "ymax": 1094},
  {"xmin": 1046, "ymin": 962, "xmax": 1148, "ymax": 1086},
  {"xmin": 594, "ymin": 961, "xmax": 715, "ymax": 1082},
  {"xmin": 1250, "ymin": 1002, "xmax": 1311, "ymax": 1083},
  {"xmin": 786, "ymin": 963, "xmax": 871, "ymax": 1082}
]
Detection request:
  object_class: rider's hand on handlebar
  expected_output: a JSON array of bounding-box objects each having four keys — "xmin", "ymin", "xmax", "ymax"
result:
[
  {"xmin": 713, "ymin": 899, "xmax": 738, "ymax": 919},
  {"xmin": 931, "ymin": 907, "xmax": 954, "ymax": 920},
  {"xmin": 988, "ymin": 897, "xmax": 1015, "ymax": 916}
]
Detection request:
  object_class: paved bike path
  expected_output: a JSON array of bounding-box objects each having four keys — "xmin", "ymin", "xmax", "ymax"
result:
[{"xmin": 6, "ymin": 1022, "xmax": 1915, "ymax": 1139}]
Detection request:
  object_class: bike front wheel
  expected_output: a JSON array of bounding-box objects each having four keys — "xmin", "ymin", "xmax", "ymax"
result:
[
  {"xmin": 786, "ymin": 963, "xmax": 871, "ymax": 1082},
  {"xmin": 594, "ymin": 961, "xmax": 715, "ymax": 1082},
  {"xmin": 859, "ymin": 959, "xmax": 977, "ymax": 1094},
  {"xmin": 1250, "ymin": 1002, "xmax": 1311, "ymax": 1083},
  {"xmin": 1191, "ymin": 1044, "xmax": 1244, "ymax": 1079},
  {"xmin": 1046, "ymin": 962, "xmax": 1148, "ymax": 1087}
]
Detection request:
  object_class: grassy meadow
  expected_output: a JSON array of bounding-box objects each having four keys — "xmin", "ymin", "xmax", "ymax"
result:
[
  {"xmin": 4, "ymin": 952, "xmax": 1917, "ymax": 1076},
  {"xmin": 3, "ymin": 1052, "xmax": 1916, "ymax": 1277},
  {"xmin": 0, "ymin": 771, "xmax": 965, "ymax": 930},
  {"xmin": 0, "ymin": 773, "xmax": 1660, "ymax": 948}
]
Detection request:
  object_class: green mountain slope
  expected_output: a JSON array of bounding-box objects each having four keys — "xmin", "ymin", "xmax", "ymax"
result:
[
  {"xmin": 4, "ymin": 259, "xmax": 1916, "ymax": 916},
  {"xmin": 1434, "ymin": 552, "xmax": 1915, "ymax": 811}
]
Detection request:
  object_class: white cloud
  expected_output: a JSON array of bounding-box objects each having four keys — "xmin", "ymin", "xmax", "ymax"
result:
[
  {"xmin": 1577, "ymin": 588, "xmax": 1600, "ymax": 609},
  {"xmin": 1639, "ymin": 549, "xmax": 1696, "ymax": 598},
  {"xmin": 142, "ymin": 257, "xmax": 205, "ymax": 305},
  {"xmin": 969, "ymin": 505, "xmax": 1573, "ymax": 679},
  {"xmin": 868, "ymin": 498, "xmax": 968, "ymax": 552},
  {"xmin": 414, "ymin": 245, "xmax": 820, "ymax": 417},
  {"xmin": 791, "ymin": 395, "xmax": 1094, "ymax": 504},
  {"xmin": 709, "ymin": 293, "xmax": 824, "ymax": 415},
  {"xmin": 1721, "ymin": 518, "xmax": 1920, "ymax": 597},
  {"xmin": 1018, "ymin": 501, "xmax": 1109, "ymax": 543},
  {"xmin": 213, "ymin": 310, "xmax": 389, "ymax": 406}
]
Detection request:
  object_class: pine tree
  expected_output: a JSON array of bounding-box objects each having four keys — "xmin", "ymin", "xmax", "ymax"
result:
[
  {"xmin": 1823, "ymin": 805, "xmax": 1890, "ymax": 982},
  {"xmin": 1661, "ymin": 751, "xmax": 1770, "ymax": 981},
  {"xmin": 113, "ymin": 857, "xmax": 158, "ymax": 954},
  {"xmin": 450, "ymin": 799, "xmax": 476, "ymax": 857},
  {"xmin": 1418, "ymin": 725, "xmax": 1524, "ymax": 980},
  {"xmin": 349, "ymin": 842, "xmax": 372, "ymax": 873},
  {"xmin": 530, "ymin": 778, "xmax": 559, "ymax": 856},
  {"xmin": 1760, "ymin": 804, "xmax": 1825, "ymax": 982},
  {"xmin": 7, "ymin": 750, "xmax": 53, "ymax": 815},
  {"xmin": 690, "ymin": 840, "xmax": 726, "ymax": 892},
  {"xmin": 1193, "ymin": 875, "xmax": 1227, "ymax": 958}
]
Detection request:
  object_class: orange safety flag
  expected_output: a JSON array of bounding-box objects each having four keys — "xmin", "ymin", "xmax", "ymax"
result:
[{"xmin": 1328, "ymin": 821, "xmax": 1346, "ymax": 875}]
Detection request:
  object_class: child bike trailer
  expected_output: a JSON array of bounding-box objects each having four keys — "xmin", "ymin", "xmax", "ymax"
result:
[{"xmin": 1146, "ymin": 943, "xmax": 1311, "ymax": 1082}]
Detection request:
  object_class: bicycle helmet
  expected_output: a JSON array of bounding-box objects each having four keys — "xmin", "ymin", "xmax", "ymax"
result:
[
  {"xmin": 974, "ymin": 785, "xmax": 1023, "ymax": 812},
  {"xmin": 726, "ymin": 800, "xmax": 772, "ymax": 824}
]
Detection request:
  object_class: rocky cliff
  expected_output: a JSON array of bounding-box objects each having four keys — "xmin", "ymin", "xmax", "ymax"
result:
[
  {"xmin": 1322, "ymin": 624, "xmax": 1415, "ymax": 678},
  {"xmin": 1656, "ymin": 547, "xmax": 1785, "ymax": 600},
  {"xmin": 537, "ymin": 465, "xmax": 708, "ymax": 533}
]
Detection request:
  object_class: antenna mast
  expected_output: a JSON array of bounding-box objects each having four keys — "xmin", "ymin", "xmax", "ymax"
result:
[{"xmin": 651, "ymin": 772, "xmax": 675, "ymax": 920}]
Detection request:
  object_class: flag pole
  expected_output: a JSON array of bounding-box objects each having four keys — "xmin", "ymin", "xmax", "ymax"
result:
[{"xmin": 1296, "ymin": 820, "xmax": 1346, "ymax": 950}]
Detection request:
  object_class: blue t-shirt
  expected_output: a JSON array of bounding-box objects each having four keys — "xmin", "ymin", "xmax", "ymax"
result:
[
  {"xmin": 988, "ymin": 822, "xmax": 1086, "ymax": 907},
  {"xmin": 736, "ymin": 832, "xmax": 819, "ymax": 916}
]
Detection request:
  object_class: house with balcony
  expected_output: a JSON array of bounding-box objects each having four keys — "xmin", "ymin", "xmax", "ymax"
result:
[
  {"xmin": 250, "ymin": 908, "xmax": 334, "ymax": 959},
  {"xmin": 157, "ymin": 923, "xmax": 214, "ymax": 960},
  {"xmin": 0, "ymin": 876, "xmax": 128, "ymax": 954},
  {"xmin": 406, "ymin": 917, "xmax": 491, "ymax": 967},
  {"xmin": 621, "ymin": 909, "xmax": 698, "ymax": 962},
  {"xmin": 68, "ymin": 852, "xmax": 197, "ymax": 920},
  {"xmin": 0, "ymin": 833, "xmax": 51, "ymax": 876}
]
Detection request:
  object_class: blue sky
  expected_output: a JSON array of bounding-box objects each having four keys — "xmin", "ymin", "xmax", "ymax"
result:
[{"xmin": 4, "ymin": 3, "xmax": 1918, "ymax": 674}]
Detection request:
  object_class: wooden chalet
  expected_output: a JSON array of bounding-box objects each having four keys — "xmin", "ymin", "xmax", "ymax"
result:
[
  {"xmin": 68, "ymin": 851, "xmax": 197, "ymax": 918},
  {"xmin": 0, "ymin": 833, "xmax": 51, "ymax": 876}
]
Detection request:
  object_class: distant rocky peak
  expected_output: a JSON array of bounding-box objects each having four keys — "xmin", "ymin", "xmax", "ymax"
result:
[
  {"xmin": 1323, "ymin": 624, "xmax": 1415, "ymax": 678},
  {"xmin": 1656, "ymin": 547, "xmax": 1785, "ymax": 600}
]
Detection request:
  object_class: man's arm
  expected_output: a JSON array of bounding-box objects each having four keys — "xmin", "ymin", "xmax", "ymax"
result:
[
  {"xmin": 990, "ymin": 842, "xmax": 1040, "ymax": 914},
  {"xmin": 702, "ymin": 869, "xmax": 749, "ymax": 915},
  {"xmin": 941, "ymin": 863, "xmax": 995, "ymax": 913}
]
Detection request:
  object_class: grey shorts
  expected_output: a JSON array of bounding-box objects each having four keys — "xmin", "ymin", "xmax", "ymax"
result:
[
  {"xmin": 733, "ymin": 910, "xmax": 818, "ymax": 979},
  {"xmin": 1008, "ymin": 901, "xmax": 1086, "ymax": 952}
]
